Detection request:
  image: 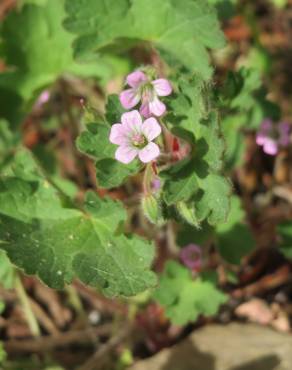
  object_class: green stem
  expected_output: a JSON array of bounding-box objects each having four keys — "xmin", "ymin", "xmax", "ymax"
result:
[
  {"xmin": 66, "ymin": 284, "xmax": 87, "ymax": 321},
  {"xmin": 142, "ymin": 163, "xmax": 153, "ymax": 195},
  {"xmin": 159, "ymin": 118, "xmax": 173, "ymax": 154},
  {"xmin": 14, "ymin": 274, "xmax": 40, "ymax": 337}
]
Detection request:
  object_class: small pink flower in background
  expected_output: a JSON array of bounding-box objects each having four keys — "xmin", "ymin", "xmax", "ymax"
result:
[
  {"xmin": 180, "ymin": 244, "xmax": 202, "ymax": 271},
  {"xmin": 151, "ymin": 177, "xmax": 161, "ymax": 192},
  {"xmin": 109, "ymin": 110, "xmax": 162, "ymax": 164},
  {"xmin": 35, "ymin": 90, "xmax": 50, "ymax": 107},
  {"xmin": 256, "ymin": 119, "xmax": 291, "ymax": 156},
  {"xmin": 119, "ymin": 70, "xmax": 172, "ymax": 118}
]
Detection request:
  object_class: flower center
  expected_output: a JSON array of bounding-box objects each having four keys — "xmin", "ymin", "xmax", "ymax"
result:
[
  {"xmin": 188, "ymin": 250, "xmax": 200, "ymax": 261},
  {"xmin": 132, "ymin": 133, "xmax": 146, "ymax": 148},
  {"xmin": 139, "ymin": 83, "xmax": 154, "ymax": 101}
]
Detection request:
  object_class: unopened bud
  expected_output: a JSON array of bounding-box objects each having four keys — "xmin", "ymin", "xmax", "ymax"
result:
[
  {"xmin": 141, "ymin": 194, "xmax": 164, "ymax": 225},
  {"xmin": 82, "ymin": 105, "xmax": 103, "ymax": 125},
  {"xmin": 176, "ymin": 201, "xmax": 200, "ymax": 228}
]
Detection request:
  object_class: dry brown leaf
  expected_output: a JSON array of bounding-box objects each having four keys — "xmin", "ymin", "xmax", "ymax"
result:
[{"xmin": 235, "ymin": 298, "xmax": 274, "ymax": 325}]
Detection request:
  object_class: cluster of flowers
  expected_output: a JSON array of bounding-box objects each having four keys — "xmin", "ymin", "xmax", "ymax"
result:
[
  {"xmin": 109, "ymin": 70, "xmax": 172, "ymax": 164},
  {"xmin": 256, "ymin": 119, "xmax": 291, "ymax": 156}
]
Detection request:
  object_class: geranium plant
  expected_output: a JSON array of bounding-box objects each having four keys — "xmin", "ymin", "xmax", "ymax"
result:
[{"xmin": 0, "ymin": 0, "xmax": 290, "ymax": 337}]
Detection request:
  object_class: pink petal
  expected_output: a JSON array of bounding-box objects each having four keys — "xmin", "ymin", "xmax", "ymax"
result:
[
  {"xmin": 126, "ymin": 71, "xmax": 147, "ymax": 88},
  {"xmin": 259, "ymin": 119, "xmax": 273, "ymax": 137},
  {"xmin": 256, "ymin": 133, "xmax": 266, "ymax": 146},
  {"xmin": 278, "ymin": 122, "xmax": 291, "ymax": 147},
  {"xmin": 152, "ymin": 79, "xmax": 172, "ymax": 96},
  {"xmin": 279, "ymin": 136, "xmax": 290, "ymax": 147},
  {"xmin": 279, "ymin": 122, "xmax": 290, "ymax": 133},
  {"xmin": 140, "ymin": 100, "xmax": 151, "ymax": 118},
  {"xmin": 119, "ymin": 88, "xmax": 140, "ymax": 109},
  {"xmin": 152, "ymin": 177, "xmax": 161, "ymax": 191},
  {"xmin": 121, "ymin": 110, "xmax": 142, "ymax": 133},
  {"xmin": 138, "ymin": 142, "xmax": 160, "ymax": 163},
  {"xmin": 149, "ymin": 97, "xmax": 166, "ymax": 117},
  {"xmin": 38, "ymin": 91, "xmax": 50, "ymax": 104},
  {"xmin": 263, "ymin": 138, "xmax": 278, "ymax": 155},
  {"xmin": 109, "ymin": 123, "xmax": 127, "ymax": 145},
  {"xmin": 115, "ymin": 145, "xmax": 138, "ymax": 164},
  {"xmin": 142, "ymin": 117, "xmax": 162, "ymax": 141}
]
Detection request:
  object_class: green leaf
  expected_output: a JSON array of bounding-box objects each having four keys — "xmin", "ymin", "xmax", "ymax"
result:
[
  {"xmin": 18, "ymin": 0, "xmax": 49, "ymax": 7},
  {"xmin": 208, "ymin": 0, "xmax": 237, "ymax": 20},
  {"xmin": 167, "ymin": 77, "xmax": 225, "ymax": 171},
  {"xmin": 162, "ymin": 76, "xmax": 231, "ymax": 226},
  {"xmin": 230, "ymin": 68, "xmax": 262, "ymax": 111},
  {"xmin": 166, "ymin": 75, "xmax": 207, "ymax": 139},
  {"xmin": 0, "ymin": 0, "xmax": 130, "ymax": 124},
  {"xmin": 77, "ymin": 122, "xmax": 115, "ymax": 160},
  {"xmin": 0, "ymin": 0, "xmax": 74, "ymax": 100},
  {"xmin": 221, "ymin": 114, "xmax": 246, "ymax": 170},
  {"xmin": 50, "ymin": 175, "xmax": 78, "ymax": 199},
  {"xmin": 0, "ymin": 120, "xmax": 20, "ymax": 169},
  {"xmin": 176, "ymin": 196, "xmax": 254, "ymax": 264},
  {"xmin": 0, "ymin": 88, "xmax": 23, "ymax": 128},
  {"xmin": 161, "ymin": 114, "xmax": 231, "ymax": 225},
  {"xmin": 0, "ymin": 251, "xmax": 15, "ymax": 289},
  {"xmin": 154, "ymin": 261, "xmax": 227, "ymax": 325},
  {"xmin": 161, "ymin": 110, "xmax": 227, "ymax": 204},
  {"xmin": 216, "ymin": 196, "xmax": 255, "ymax": 264},
  {"xmin": 0, "ymin": 342, "xmax": 7, "ymax": 365},
  {"xmin": 105, "ymin": 94, "xmax": 126, "ymax": 124},
  {"xmin": 64, "ymin": 0, "xmax": 225, "ymax": 79},
  {"xmin": 220, "ymin": 68, "xmax": 280, "ymax": 131},
  {"xmin": 218, "ymin": 67, "xmax": 280, "ymax": 171},
  {"xmin": 278, "ymin": 222, "xmax": 292, "ymax": 260},
  {"xmin": 161, "ymin": 158, "xmax": 200, "ymax": 205},
  {"xmin": 84, "ymin": 191, "xmax": 126, "ymax": 231},
  {"xmin": 95, "ymin": 159, "xmax": 140, "ymax": 189},
  {"xmin": 177, "ymin": 221, "xmax": 214, "ymax": 247},
  {"xmin": 77, "ymin": 121, "xmax": 141, "ymax": 189},
  {"xmin": 194, "ymin": 174, "xmax": 231, "ymax": 225},
  {"xmin": 0, "ymin": 150, "xmax": 156, "ymax": 296}
]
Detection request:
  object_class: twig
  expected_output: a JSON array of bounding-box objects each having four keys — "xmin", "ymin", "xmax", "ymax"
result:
[
  {"xmin": 4, "ymin": 324, "xmax": 112, "ymax": 353},
  {"xmin": 233, "ymin": 265, "xmax": 292, "ymax": 298},
  {"xmin": 77, "ymin": 325, "xmax": 131, "ymax": 370},
  {"xmin": 73, "ymin": 281, "xmax": 127, "ymax": 315},
  {"xmin": 166, "ymin": 221, "xmax": 177, "ymax": 254},
  {"xmin": 142, "ymin": 163, "xmax": 153, "ymax": 195},
  {"xmin": 28, "ymin": 298, "xmax": 59, "ymax": 335},
  {"xmin": 273, "ymin": 185, "xmax": 292, "ymax": 204},
  {"xmin": 34, "ymin": 283, "xmax": 72, "ymax": 328},
  {"xmin": 66, "ymin": 284, "xmax": 87, "ymax": 320},
  {"xmin": 14, "ymin": 275, "xmax": 40, "ymax": 337}
]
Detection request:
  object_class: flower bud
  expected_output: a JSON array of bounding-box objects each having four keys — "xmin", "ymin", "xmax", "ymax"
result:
[
  {"xmin": 141, "ymin": 194, "xmax": 164, "ymax": 225},
  {"xmin": 176, "ymin": 201, "xmax": 200, "ymax": 228}
]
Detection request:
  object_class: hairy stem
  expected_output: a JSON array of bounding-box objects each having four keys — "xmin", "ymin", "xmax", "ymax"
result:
[
  {"xmin": 14, "ymin": 274, "xmax": 40, "ymax": 337},
  {"xmin": 142, "ymin": 162, "xmax": 153, "ymax": 195}
]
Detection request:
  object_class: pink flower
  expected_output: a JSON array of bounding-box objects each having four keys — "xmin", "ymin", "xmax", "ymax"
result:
[
  {"xmin": 180, "ymin": 244, "xmax": 202, "ymax": 271},
  {"xmin": 35, "ymin": 90, "xmax": 50, "ymax": 107},
  {"xmin": 109, "ymin": 110, "xmax": 162, "ymax": 164},
  {"xmin": 119, "ymin": 70, "xmax": 172, "ymax": 118},
  {"xmin": 151, "ymin": 177, "xmax": 161, "ymax": 192},
  {"xmin": 256, "ymin": 119, "xmax": 291, "ymax": 156}
]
